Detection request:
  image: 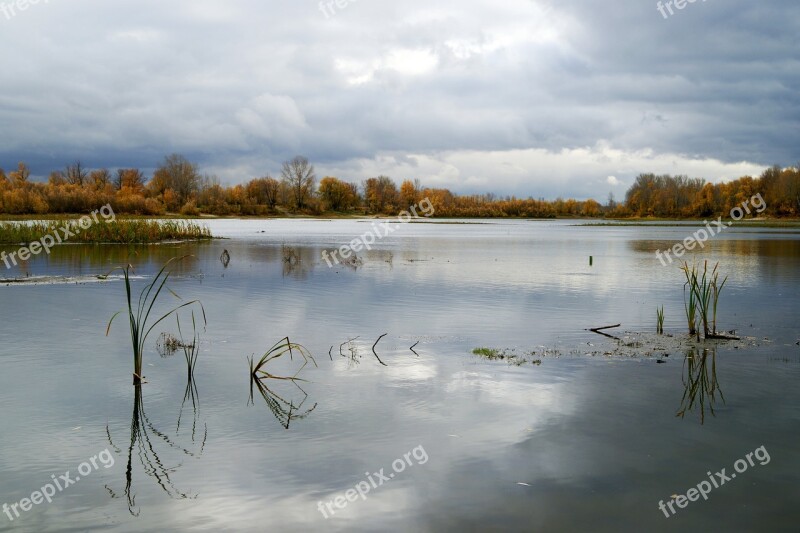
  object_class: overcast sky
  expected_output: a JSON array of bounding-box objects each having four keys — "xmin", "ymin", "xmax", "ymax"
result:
[{"xmin": 0, "ymin": 0, "xmax": 796, "ymax": 199}]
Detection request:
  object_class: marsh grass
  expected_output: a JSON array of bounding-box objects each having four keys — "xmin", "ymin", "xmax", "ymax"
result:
[
  {"xmin": 176, "ymin": 312, "xmax": 201, "ymax": 380},
  {"xmin": 248, "ymin": 337, "xmax": 318, "ymax": 429},
  {"xmin": 106, "ymin": 256, "xmax": 206, "ymax": 384},
  {"xmin": 249, "ymin": 337, "xmax": 317, "ymax": 380},
  {"xmin": 657, "ymin": 306, "xmax": 665, "ymax": 335},
  {"xmin": 0, "ymin": 219, "xmax": 212, "ymax": 244},
  {"xmin": 681, "ymin": 261, "xmax": 728, "ymax": 337}
]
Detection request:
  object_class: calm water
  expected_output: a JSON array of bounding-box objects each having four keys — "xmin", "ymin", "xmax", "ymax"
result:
[{"xmin": 0, "ymin": 219, "xmax": 799, "ymax": 532}]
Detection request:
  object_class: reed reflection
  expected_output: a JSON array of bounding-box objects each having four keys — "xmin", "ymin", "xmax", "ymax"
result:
[{"xmin": 676, "ymin": 347, "xmax": 725, "ymax": 425}]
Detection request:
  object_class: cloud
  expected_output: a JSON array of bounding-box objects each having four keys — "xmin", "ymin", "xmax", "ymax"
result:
[{"xmin": 0, "ymin": 0, "xmax": 795, "ymax": 198}]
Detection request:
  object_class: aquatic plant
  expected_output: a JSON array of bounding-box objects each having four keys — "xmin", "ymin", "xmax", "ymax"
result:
[
  {"xmin": 683, "ymin": 278, "xmax": 698, "ymax": 336},
  {"xmin": 657, "ymin": 306, "xmax": 665, "ymax": 335},
  {"xmin": 176, "ymin": 312, "xmax": 201, "ymax": 380},
  {"xmin": 249, "ymin": 337, "xmax": 317, "ymax": 380},
  {"xmin": 248, "ymin": 337, "xmax": 318, "ymax": 429},
  {"xmin": 472, "ymin": 347, "xmax": 541, "ymax": 366},
  {"xmin": 0, "ymin": 219, "xmax": 212, "ymax": 244},
  {"xmin": 106, "ymin": 256, "xmax": 206, "ymax": 384},
  {"xmin": 680, "ymin": 261, "xmax": 728, "ymax": 338},
  {"xmin": 473, "ymin": 347, "xmax": 502, "ymax": 359}
]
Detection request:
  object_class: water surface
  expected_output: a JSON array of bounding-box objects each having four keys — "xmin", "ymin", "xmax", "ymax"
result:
[{"xmin": 1, "ymin": 219, "xmax": 798, "ymax": 532}]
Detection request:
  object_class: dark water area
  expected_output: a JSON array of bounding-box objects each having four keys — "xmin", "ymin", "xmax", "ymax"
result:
[{"xmin": 0, "ymin": 219, "xmax": 798, "ymax": 532}]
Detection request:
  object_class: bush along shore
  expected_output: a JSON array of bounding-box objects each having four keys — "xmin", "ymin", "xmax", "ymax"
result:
[{"xmin": 0, "ymin": 219, "xmax": 213, "ymax": 244}]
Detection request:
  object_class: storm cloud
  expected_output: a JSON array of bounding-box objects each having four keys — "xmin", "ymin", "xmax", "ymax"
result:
[{"xmin": 0, "ymin": 0, "xmax": 796, "ymax": 198}]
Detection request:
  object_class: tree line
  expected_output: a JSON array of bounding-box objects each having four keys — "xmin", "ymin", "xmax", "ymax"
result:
[
  {"xmin": 621, "ymin": 166, "xmax": 800, "ymax": 218},
  {"xmin": 0, "ymin": 154, "xmax": 797, "ymax": 218}
]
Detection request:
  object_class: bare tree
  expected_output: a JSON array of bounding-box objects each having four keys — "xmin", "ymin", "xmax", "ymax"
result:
[
  {"xmin": 65, "ymin": 161, "xmax": 88, "ymax": 186},
  {"xmin": 280, "ymin": 156, "xmax": 316, "ymax": 210}
]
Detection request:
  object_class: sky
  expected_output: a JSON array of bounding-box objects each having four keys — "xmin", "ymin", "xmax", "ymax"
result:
[{"xmin": 0, "ymin": 0, "xmax": 797, "ymax": 200}]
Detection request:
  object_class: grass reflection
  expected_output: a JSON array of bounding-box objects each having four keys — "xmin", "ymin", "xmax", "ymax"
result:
[
  {"xmin": 676, "ymin": 347, "xmax": 725, "ymax": 425},
  {"xmin": 106, "ymin": 383, "xmax": 207, "ymax": 516}
]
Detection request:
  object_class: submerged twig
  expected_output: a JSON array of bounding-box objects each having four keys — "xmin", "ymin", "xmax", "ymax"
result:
[
  {"xmin": 340, "ymin": 337, "xmax": 360, "ymax": 358},
  {"xmin": 588, "ymin": 324, "xmax": 622, "ymax": 341},
  {"xmin": 410, "ymin": 341, "xmax": 420, "ymax": 356},
  {"xmin": 372, "ymin": 334, "xmax": 389, "ymax": 366}
]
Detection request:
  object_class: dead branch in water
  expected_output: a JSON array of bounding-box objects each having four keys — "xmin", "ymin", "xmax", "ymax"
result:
[
  {"xmin": 340, "ymin": 337, "xmax": 360, "ymax": 357},
  {"xmin": 410, "ymin": 341, "xmax": 420, "ymax": 356},
  {"xmin": 587, "ymin": 324, "xmax": 622, "ymax": 341},
  {"xmin": 372, "ymin": 334, "xmax": 389, "ymax": 366}
]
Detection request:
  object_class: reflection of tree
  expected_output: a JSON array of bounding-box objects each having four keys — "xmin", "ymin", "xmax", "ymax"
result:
[
  {"xmin": 106, "ymin": 383, "xmax": 207, "ymax": 516},
  {"xmin": 676, "ymin": 347, "xmax": 725, "ymax": 425}
]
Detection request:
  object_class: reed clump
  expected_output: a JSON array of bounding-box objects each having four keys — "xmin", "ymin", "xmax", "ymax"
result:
[
  {"xmin": 106, "ymin": 256, "xmax": 206, "ymax": 384},
  {"xmin": 0, "ymin": 219, "xmax": 212, "ymax": 244},
  {"xmin": 657, "ymin": 306, "xmax": 665, "ymax": 335},
  {"xmin": 680, "ymin": 261, "xmax": 728, "ymax": 338}
]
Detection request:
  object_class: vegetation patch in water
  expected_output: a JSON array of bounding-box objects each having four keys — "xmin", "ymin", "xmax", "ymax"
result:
[
  {"xmin": 0, "ymin": 219, "xmax": 212, "ymax": 244},
  {"xmin": 472, "ymin": 347, "xmax": 542, "ymax": 366}
]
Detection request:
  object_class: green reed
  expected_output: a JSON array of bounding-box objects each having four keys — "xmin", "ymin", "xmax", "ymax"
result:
[
  {"xmin": 657, "ymin": 306, "xmax": 665, "ymax": 335},
  {"xmin": 681, "ymin": 260, "xmax": 727, "ymax": 338},
  {"xmin": 106, "ymin": 256, "xmax": 206, "ymax": 384}
]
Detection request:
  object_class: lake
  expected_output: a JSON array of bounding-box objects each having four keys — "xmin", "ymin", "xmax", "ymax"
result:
[{"xmin": 1, "ymin": 218, "xmax": 799, "ymax": 532}]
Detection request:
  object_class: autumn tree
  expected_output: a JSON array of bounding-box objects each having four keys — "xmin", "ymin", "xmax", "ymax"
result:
[
  {"xmin": 150, "ymin": 154, "xmax": 200, "ymax": 207},
  {"xmin": 400, "ymin": 179, "xmax": 421, "ymax": 209},
  {"xmin": 9, "ymin": 162, "xmax": 30, "ymax": 187},
  {"xmin": 582, "ymin": 199, "xmax": 601, "ymax": 217},
  {"xmin": 48, "ymin": 170, "xmax": 67, "ymax": 186},
  {"xmin": 280, "ymin": 156, "xmax": 316, "ymax": 210},
  {"xmin": 89, "ymin": 168, "xmax": 112, "ymax": 190},
  {"xmin": 246, "ymin": 176, "xmax": 281, "ymax": 208},
  {"xmin": 319, "ymin": 176, "xmax": 359, "ymax": 211},
  {"xmin": 364, "ymin": 176, "xmax": 398, "ymax": 213},
  {"xmin": 115, "ymin": 168, "xmax": 147, "ymax": 193}
]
